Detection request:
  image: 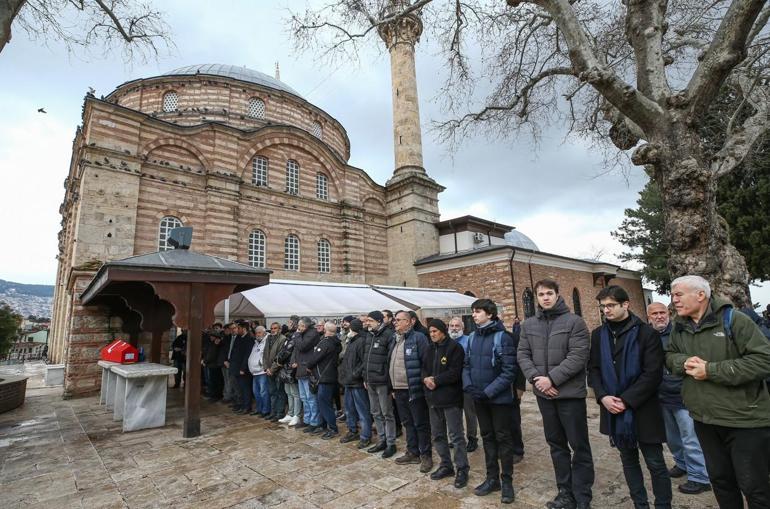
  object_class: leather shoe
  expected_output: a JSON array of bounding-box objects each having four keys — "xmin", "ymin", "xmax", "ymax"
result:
[
  {"xmin": 669, "ymin": 465, "xmax": 686, "ymax": 478},
  {"xmin": 430, "ymin": 466, "xmax": 454, "ymax": 480},
  {"xmin": 546, "ymin": 489, "xmax": 576, "ymax": 509},
  {"xmin": 501, "ymin": 481, "xmax": 515, "ymax": 504},
  {"xmin": 419, "ymin": 454, "xmax": 433, "ymax": 473},
  {"xmin": 474, "ymin": 478, "xmax": 501, "ymax": 496},
  {"xmin": 357, "ymin": 438, "xmax": 372, "ymax": 449},
  {"xmin": 678, "ymin": 480, "xmax": 711, "ymax": 495},
  {"xmin": 382, "ymin": 444, "xmax": 397, "ymax": 459},
  {"xmin": 339, "ymin": 431, "xmax": 359, "ymax": 444},
  {"xmin": 466, "ymin": 436, "xmax": 478, "ymax": 453},
  {"xmin": 453, "ymin": 469, "xmax": 468, "ymax": 488},
  {"xmin": 367, "ymin": 441, "xmax": 387, "ymax": 454},
  {"xmin": 395, "ymin": 451, "xmax": 420, "ymax": 465}
]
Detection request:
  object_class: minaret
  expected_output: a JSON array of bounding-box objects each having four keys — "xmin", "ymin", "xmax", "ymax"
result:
[{"xmin": 379, "ymin": 1, "xmax": 444, "ymax": 287}]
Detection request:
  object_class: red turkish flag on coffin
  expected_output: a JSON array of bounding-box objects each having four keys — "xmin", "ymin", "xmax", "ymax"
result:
[{"xmin": 100, "ymin": 339, "xmax": 139, "ymax": 364}]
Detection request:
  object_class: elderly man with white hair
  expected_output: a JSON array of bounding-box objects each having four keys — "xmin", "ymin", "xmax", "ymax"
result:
[{"xmin": 665, "ymin": 275, "xmax": 770, "ymax": 508}]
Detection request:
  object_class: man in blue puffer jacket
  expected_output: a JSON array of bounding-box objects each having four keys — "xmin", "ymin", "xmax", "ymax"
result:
[{"xmin": 462, "ymin": 298, "xmax": 517, "ymax": 504}]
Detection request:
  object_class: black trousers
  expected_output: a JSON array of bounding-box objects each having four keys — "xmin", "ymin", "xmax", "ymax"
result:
[
  {"xmin": 394, "ymin": 390, "xmax": 432, "ymax": 456},
  {"xmin": 475, "ymin": 400, "xmax": 514, "ymax": 482},
  {"xmin": 694, "ymin": 421, "xmax": 770, "ymax": 509},
  {"xmin": 512, "ymin": 395, "xmax": 524, "ymax": 456},
  {"xmin": 537, "ymin": 397, "xmax": 595, "ymax": 504},
  {"xmin": 206, "ymin": 365, "xmax": 224, "ymax": 399}
]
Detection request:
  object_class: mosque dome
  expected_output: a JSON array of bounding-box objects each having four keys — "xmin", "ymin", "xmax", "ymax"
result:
[
  {"xmin": 504, "ymin": 230, "xmax": 540, "ymax": 251},
  {"xmin": 163, "ymin": 64, "xmax": 303, "ymax": 98}
]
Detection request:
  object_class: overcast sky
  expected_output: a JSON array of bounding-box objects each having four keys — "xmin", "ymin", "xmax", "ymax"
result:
[{"xmin": 1, "ymin": 1, "xmax": 767, "ymax": 305}]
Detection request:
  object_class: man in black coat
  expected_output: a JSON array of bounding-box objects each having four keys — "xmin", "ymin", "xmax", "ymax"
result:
[
  {"xmin": 229, "ymin": 320, "xmax": 255, "ymax": 414},
  {"xmin": 307, "ymin": 321, "xmax": 342, "ymax": 439},
  {"xmin": 338, "ymin": 319, "xmax": 372, "ymax": 448},
  {"xmin": 292, "ymin": 317, "xmax": 322, "ymax": 430},
  {"xmin": 171, "ymin": 331, "xmax": 187, "ymax": 388},
  {"xmin": 422, "ymin": 319, "xmax": 469, "ymax": 489},
  {"xmin": 588, "ymin": 286, "xmax": 671, "ymax": 509}
]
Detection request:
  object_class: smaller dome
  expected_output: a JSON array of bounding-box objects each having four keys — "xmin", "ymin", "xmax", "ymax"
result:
[{"xmin": 505, "ymin": 230, "xmax": 539, "ymax": 251}]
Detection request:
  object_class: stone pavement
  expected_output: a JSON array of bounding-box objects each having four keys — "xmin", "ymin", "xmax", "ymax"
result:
[{"xmin": 0, "ymin": 366, "xmax": 718, "ymax": 508}]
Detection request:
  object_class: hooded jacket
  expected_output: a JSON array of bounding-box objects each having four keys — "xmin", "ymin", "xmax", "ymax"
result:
[
  {"xmin": 363, "ymin": 324, "xmax": 395, "ymax": 385},
  {"xmin": 666, "ymin": 297, "xmax": 770, "ymax": 428},
  {"xmin": 292, "ymin": 327, "xmax": 320, "ymax": 379},
  {"xmin": 339, "ymin": 332, "xmax": 366, "ymax": 387},
  {"xmin": 462, "ymin": 319, "xmax": 517, "ymax": 405},
  {"xmin": 421, "ymin": 336, "xmax": 465, "ymax": 408},
  {"xmin": 307, "ymin": 334, "xmax": 342, "ymax": 384},
  {"xmin": 518, "ymin": 296, "xmax": 590, "ymax": 399}
]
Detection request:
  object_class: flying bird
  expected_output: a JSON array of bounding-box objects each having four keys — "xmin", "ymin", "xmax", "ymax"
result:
[{"xmin": 37, "ymin": 108, "xmax": 47, "ymax": 114}]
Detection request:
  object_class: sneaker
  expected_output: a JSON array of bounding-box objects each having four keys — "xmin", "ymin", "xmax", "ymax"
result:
[
  {"xmin": 501, "ymin": 481, "xmax": 515, "ymax": 504},
  {"xmin": 357, "ymin": 438, "xmax": 372, "ymax": 449},
  {"xmin": 270, "ymin": 415, "xmax": 281, "ymax": 422},
  {"xmin": 466, "ymin": 436, "xmax": 478, "ymax": 452},
  {"xmin": 454, "ymin": 469, "xmax": 468, "ymax": 488},
  {"xmin": 430, "ymin": 466, "xmax": 454, "ymax": 480},
  {"xmin": 678, "ymin": 480, "xmax": 711, "ymax": 495},
  {"xmin": 310, "ymin": 426, "xmax": 325, "ymax": 435},
  {"xmin": 368, "ymin": 441, "xmax": 387, "ymax": 454},
  {"xmin": 474, "ymin": 478, "xmax": 501, "ymax": 497},
  {"xmin": 303, "ymin": 425, "xmax": 319, "ymax": 434},
  {"xmin": 321, "ymin": 430, "xmax": 340, "ymax": 440},
  {"xmin": 395, "ymin": 451, "xmax": 421, "ymax": 465},
  {"xmin": 288, "ymin": 416, "xmax": 301, "ymax": 426},
  {"xmin": 295, "ymin": 422, "xmax": 309, "ymax": 429},
  {"xmin": 340, "ymin": 431, "xmax": 359, "ymax": 444},
  {"xmin": 278, "ymin": 415, "xmax": 292, "ymax": 424},
  {"xmin": 547, "ymin": 489, "xmax": 576, "ymax": 509},
  {"xmin": 669, "ymin": 465, "xmax": 686, "ymax": 478},
  {"xmin": 381, "ymin": 444, "xmax": 397, "ymax": 459},
  {"xmin": 419, "ymin": 454, "xmax": 433, "ymax": 473}
]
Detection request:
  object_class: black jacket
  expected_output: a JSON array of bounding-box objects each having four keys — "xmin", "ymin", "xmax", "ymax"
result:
[
  {"xmin": 171, "ymin": 333, "xmax": 187, "ymax": 362},
  {"xmin": 588, "ymin": 313, "xmax": 666, "ymax": 444},
  {"xmin": 657, "ymin": 323, "xmax": 684, "ymax": 409},
  {"xmin": 203, "ymin": 333, "xmax": 222, "ymax": 366},
  {"xmin": 363, "ymin": 325, "xmax": 395, "ymax": 385},
  {"xmin": 293, "ymin": 328, "xmax": 321, "ymax": 379},
  {"xmin": 228, "ymin": 333, "xmax": 255, "ymax": 376},
  {"xmin": 307, "ymin": 335, "xmax": 341, "ymax": 384},
  {"xmin": 421, "ymin": 337, "xmax": 465, "ymax": 408},
  {"xmin": 339, "ymin": 333, "xmax": 366, "ymax": 387}
]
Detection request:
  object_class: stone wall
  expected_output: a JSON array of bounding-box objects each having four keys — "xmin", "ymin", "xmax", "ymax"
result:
[{"xmin": 0, "ymin": 376, "xmax": 27, "ymax": 414}]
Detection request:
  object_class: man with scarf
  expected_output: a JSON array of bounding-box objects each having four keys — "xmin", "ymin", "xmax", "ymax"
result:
[{"xmin": 588, "ymin": 286, "xmax": 670, "ymax": 509}]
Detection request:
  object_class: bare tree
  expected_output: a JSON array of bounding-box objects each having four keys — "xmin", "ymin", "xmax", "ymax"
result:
[
  {"xmin": 290, "ymin": 0, "xmax": 770, "ymax": 306},
  {"xmin": 1, "ymin": 0, "xmax": 172, "ymax": 61}
]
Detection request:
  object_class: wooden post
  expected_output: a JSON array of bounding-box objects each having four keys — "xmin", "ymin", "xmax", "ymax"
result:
[
  {"xmin": 183, "ymin": 283, "xmax": 204, "ymax": 438},
  {"xmin": 151, "ymin": 330, "xmax": 162, "ymax": 363}
]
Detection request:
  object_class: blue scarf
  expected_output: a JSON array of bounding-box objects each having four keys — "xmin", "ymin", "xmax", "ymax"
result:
[{"xmin": 600, "ymin": 322, "xmax": 641, "ymax": 449}]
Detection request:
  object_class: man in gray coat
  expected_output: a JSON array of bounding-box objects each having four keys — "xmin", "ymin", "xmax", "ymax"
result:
[{"xmin": 518, "ymin": 279, "xmax": 594, "ymax": 509}]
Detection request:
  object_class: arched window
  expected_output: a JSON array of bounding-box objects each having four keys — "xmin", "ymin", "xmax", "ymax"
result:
[
  {"xmin": 162, "ymin": 91, "xmax": 178, "ymax": 112},
  {"xmin": 284, "ymin": 235, "xmax": 300, "ymax": 271},
  {"xmin": 311, "ymin": 120, "xmax": 323, "ymax": 139},
  {"xmin": 248, "ymin": 230, "xmax": 266, "ymax": 268},
  {"xmin": 252, "ymin": 156, "xmax": 268, "ymax": 186},
  {"xmin": 572, "ymin": 288, "xmax": 583, "ymax": 317},
  {"xmin": 316, "ymin": 173, "xmax": 328, "ymax": 200},
  {"xmin": 286, "ymin": 159, "xmax": 299, "ymax": 195},
  {"xmin": 523, "ymin": 288, "xmax": 536, "ymax": 318},
  {"xmin": 247, "ymin": 97, "xmax": 265, "ymax": 119},
  {"xmin": 158, "ymin": 216, "xmax": 183, "ymax": 251},
  {"xmin": 317, "ymin": 239, "xmax": 330, "ymax": 273}
]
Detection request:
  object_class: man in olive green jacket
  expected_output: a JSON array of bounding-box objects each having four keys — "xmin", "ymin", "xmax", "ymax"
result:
[{"xmin": 665, "ymin": 275, "xmax": 770, "ymax": 508}]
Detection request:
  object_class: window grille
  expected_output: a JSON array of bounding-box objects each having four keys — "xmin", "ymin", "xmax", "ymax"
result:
[
  {"xmin": 162, "ymin": 91, "xmax": 178, "ymax": 112},
  {"xmin": 248, "ymin": 230, "xmax": 266, "ymax": 268},
  {"xmin": 252, "ymin": 156, "xmax": 268, "ymax": 186},
  {"xmin": 248, "ymin": 97, "xmax": 265, "ymax": 118},
  {"xmin": 286, "ymin": 159, "xmax": 299, "ymax": 195},
  {"xmin": 158, "ymin": 216, "xmax": 183, "ymax": 251},
  {"xmin": 317, "ymin": 239, "xmax": 330, "ymax": 273},
  {"xmin": 316, "ymin": 173, "xmax": 328, "ymax": 200},
  {"xmin": 284, "ymin": 235, "xmax": 300, "ymax": 271}
]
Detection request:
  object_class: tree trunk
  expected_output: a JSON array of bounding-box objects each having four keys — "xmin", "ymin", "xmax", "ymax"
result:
[
  {"xmin": 653, "ymin": 128, "xmax": 751, "ymax": 306},
  {"xmin": 0, "ymin": 0, "xmax": 27, "ymax": 55}
]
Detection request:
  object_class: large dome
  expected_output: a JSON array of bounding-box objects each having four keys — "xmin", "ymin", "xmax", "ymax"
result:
[
  {"xmin": 504, "ymin": 230, "xmax": 540, "ymax": 251},
  {"xmin": 164, "ymin": 64, "xmax": 303, "ymax": 98}
]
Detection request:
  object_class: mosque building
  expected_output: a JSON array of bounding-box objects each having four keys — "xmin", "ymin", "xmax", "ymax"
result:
[{"xmin": 49, "ymin": 11, "xmax": 644, "ymax": 397}]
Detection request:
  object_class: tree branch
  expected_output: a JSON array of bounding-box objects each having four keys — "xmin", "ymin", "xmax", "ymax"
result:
[
  {"xmin": 685, "ymin": 0, "xmax": 766, "ymax": 118},
  {"xmin": 625, "ymin": 0, "xmax": 671, "ymax": 101}
]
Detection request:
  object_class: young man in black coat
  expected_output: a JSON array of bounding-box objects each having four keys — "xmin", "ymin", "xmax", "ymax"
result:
[
  {"xmin": 307, "ymin": 321, "xmax": 342, "ymax": 439},
  {"xmin": 229, "ymin": 320, "xmax": 255, "ymax": 414},
  {"xmin": 422, "ymin": 319, "xmax": 469, "ymax": 489},
  {"xmin": 588, "ymin": 286, "xmax": 671, "ymax": 509}
]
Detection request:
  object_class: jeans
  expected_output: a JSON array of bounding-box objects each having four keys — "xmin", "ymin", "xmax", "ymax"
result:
[
  {"xmin": 537, "ymin": 397, "xmax": 595, "ymax": 504},
  {"xmin": 694, "ymin": 421, "xmax": 770, "ymax": 508},
  {"xmin": 297, "ymin": 378, "xmax": 320, "ymax": 426},
  {"xmin": 617, "ymin": 442, "xmax": 672, "ymax": 508},
  {"xmin": 430, "ymin": 405, "xmax": 469, "ymax": 471},
  {"xmin": 463, "ymin": 393, "xmax": 478, "ymax": 440},
  {"xmin": 661, "ymin": 405, "xmax": 709, "ymax": 484},
  {"xmin": 394, "ymin": 390, "xmax": 432, "ymax": 456},
  {"xmin": 251, "ymin": 374, "xmax": 270, "ymax": 415},
  {"xmin": 367, "ymin": 383, "xmax": 396, "ymax": 446},
  {"xmin": 475, "ymin": 400, "xmax": 514, "ymax": 482},
  {"xmin": 236, "ymin": 373, "xmax": 253, "ymax": 411},
  {"xmin": 268, "ymin": 375, "xmax": 286, "ymax": 417},
  {"xmin": 206, "ymin": 365, "xmax": 223, "ymax": 399},
  {"xmin": 284, "ymin": 382, "xmax": 301, "ymax": 417},
  {"xmin": 317, "ymin": 382, "xmax": 338, "ymax": 432},
  {"xmin": 344, "ymin": 386, "xmax": 372, "ymax": 440}
]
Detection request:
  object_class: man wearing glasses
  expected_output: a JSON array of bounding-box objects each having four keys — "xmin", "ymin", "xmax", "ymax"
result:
[{"xmin": 588, "ymin": 286, "xmax": 671, "ymax": 509}]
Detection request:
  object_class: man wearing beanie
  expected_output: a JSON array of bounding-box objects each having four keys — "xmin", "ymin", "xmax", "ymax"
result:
[
  {"xmin": 338, "ymin": 319, "xmax": 373, "ymax": 449},
  {"xmin": 423, "ymin": 318, "xmax": 469, "ymax": 488},
  {"xmin": 363, "ymin": 310, "xmax": 398, "ymax": 458},
  {"xmin": 339, "ymin": 315, "xmax": 355, "ymax": 341}
]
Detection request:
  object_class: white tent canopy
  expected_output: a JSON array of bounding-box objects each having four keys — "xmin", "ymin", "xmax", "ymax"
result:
[{"xmin": 215, "ymin": 279, "xmax": 477, "ymax": 323}]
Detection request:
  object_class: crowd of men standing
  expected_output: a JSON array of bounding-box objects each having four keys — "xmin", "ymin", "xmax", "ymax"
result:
[{"xmin": 178, "ymin": 274, "xmax": 770, "ymax": 509}]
